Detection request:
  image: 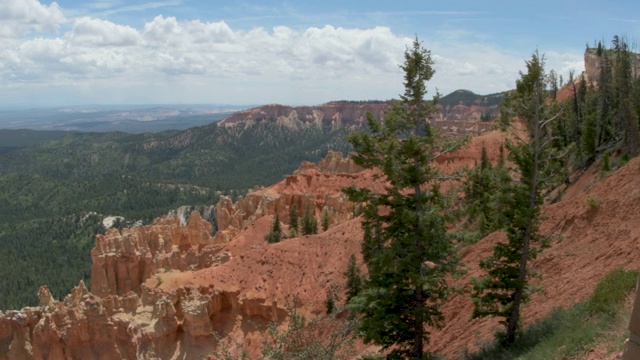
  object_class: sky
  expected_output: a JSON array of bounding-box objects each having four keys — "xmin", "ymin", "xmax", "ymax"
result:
[{"xmin": 1, "ymin": 0, "xmax": 639, "ymax": 107}]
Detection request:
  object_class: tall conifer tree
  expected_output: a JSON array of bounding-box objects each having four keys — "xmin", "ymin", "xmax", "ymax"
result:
[
  {"xmin": 343, "ymin": 38, "xmax": 462, "ymax": 359},
  {"xmin": 472, "ymin": 51, "xmax": 565, "ymax": 345}
]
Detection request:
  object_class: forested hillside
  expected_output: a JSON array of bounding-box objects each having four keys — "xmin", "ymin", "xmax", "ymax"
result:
[{"xmin": 0, "ymin": 117, "xmax": 352, "ymax": 309}]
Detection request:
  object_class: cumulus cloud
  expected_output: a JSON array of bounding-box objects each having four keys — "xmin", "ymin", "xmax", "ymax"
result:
[
  {"xmin": 0, "ymin": 1, "xmax": 585, "ymax": 106},
  {"xmin": 0, "ymin": 0, "xmax": 66, "ymax": 39},
  {"xmin": 67, "ymin": 17, "xmax": 141, "ymax": 47},
  {"xmin": 1, "ymin": 15, "xmax": 411, "ymax": 96}
]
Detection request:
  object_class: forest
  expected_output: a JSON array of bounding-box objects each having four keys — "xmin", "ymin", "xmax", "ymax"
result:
[{"xmin": 0, "ymin": 117, "xmax": 352, "ymax": 309}]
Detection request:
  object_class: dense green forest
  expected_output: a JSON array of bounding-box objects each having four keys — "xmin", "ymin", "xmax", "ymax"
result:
[{"xmin": 0, "ymin": 119, "xmax": 353, "ymax": 309}]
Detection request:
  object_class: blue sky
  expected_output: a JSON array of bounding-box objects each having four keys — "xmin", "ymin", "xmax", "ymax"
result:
[{"xmin": 1, "ymin": 0, "xmax": 639, "ymax": 107}]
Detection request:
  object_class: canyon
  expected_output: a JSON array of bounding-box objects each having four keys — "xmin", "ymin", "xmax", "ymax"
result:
[{"xmin": 2, "ymin": 124, "xmax": 639, "ymax": 359}]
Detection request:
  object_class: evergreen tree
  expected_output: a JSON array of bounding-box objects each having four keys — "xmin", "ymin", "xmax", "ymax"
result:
[
  {"xmin": 472, "ymin": 51, "xmax": 565, "ymax": 346},
  {"xmin": 325, "ymin": 291, "xmax": 336, "ymax": 315},
  {"xmin": 265, "ymin": 213, "xmax": 283, "ymax": 243},
  {"xmin": 463, "ymin": 146, "xmax": 511, "ymax": 235},
  {"xmin": 289, "ymin": 204, "xmax": 299, "ymax": 229},
  {"xmin": 301, "ymin": 204, "xmax": 318, "ymax": 235},
  {"xmin": 289, "ymin": 204, "xmax": 299, "ymax": 237},
  {"xmin": 582, "ymin": 83, "xmax": 598, "ymax": 160},
  {"xmin": 344, "ymin": 254, "xmax": 363, "ymax": 302},
  {"xmin": 343, "ymin": 38, "xmax": 462, "ymax": 359},
  {"xmin": 611, "ymin": 36, "xmax": 640, "ymax": 157},
  {"xmin": 321, "ymin": 207, "xmax": 331, "ymax": 232}
]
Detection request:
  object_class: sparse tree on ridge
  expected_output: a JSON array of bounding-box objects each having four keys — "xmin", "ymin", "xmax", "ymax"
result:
[
  {"xmin": 472, "ymin": 51, "xmax": 566, "ymax": 346},
  {"xmin": 301, "ymin": 204, "xmax": 318, "ymax": 235},
  {"xmin": 343, "ymin": 37, "xmax": 464, "ymax": 359},
  {"xmin": 344, "ymin": 254, "xmax": 363, "ymax": 302},
  {"xmin": 265, "ymin": 213, "xmax": 283, "ymax": 243},
  {"xmin": 289, "ymin": 204, "xmax": 299, "ymax": 237},
  {"xmin": 463, "ymin": 145, "xmax": 511, "ymax": 236},
  {"xmin": 321, "ymin": 207, "xmax": 331, "ymax": 232}
]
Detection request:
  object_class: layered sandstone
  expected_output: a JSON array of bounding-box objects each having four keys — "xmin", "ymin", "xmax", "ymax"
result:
[
  {"xmin": 0, "ymin": 152, "xmax": 375, "ymax": 360},
  {"xmin": 91, "ymin": 212, "xmax": 225, "ymax": 297},
  {"xmin": 214, "ymin": 151, "xmax": 379, "ymax": 243},
  {"xmin": 218, "ymin": 100, "xmax": 500, "ymax": 134}
]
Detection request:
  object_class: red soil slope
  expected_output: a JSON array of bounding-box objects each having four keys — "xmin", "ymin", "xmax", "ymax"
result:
[{"xmin": 430, "ymin": 157, "xmax": 640, "ymax": 357}]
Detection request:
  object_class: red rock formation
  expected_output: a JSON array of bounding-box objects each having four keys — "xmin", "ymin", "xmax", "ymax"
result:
[
  {"xmin": 91, "ymin": 211, "xmax": 223, "ymax": 297},
  {"xmin": 217, "ymin": 100, "xmax": 497, "ymax": 133},
  {"xmin": 214, "ymin": 152, "xmax": 380, "ymax": 243},
  {"xmin": 218, "ymin": 102, "xmax": 389, "ymax": 130}
]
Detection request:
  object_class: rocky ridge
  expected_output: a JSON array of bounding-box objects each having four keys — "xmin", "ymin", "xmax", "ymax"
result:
[
  {"xmin": 0, "ymin": 212, "xmax": 235, "ymax": 359},
  {"xmin": 218, "ymin": 97, "xmax": 499, "ymax": 134},
  {"xmin": 214, "ymin": 150, "xmax": 372, "ymax": 243}
]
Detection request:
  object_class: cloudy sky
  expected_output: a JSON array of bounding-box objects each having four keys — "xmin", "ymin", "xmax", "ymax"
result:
[{"xmin": 1, "ymin": 0, "xmax": 639, "ymax": 107}]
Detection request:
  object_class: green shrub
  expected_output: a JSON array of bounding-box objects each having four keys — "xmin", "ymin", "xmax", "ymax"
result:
[
  {"xmin": 586, "ymin": 196, "xmax": 600, "ymax": 209},
  {"xmin": 462, "ymin": 268, "xmax": 638, "ymax": 360},
  {"xmin": 585, "ymin": 268, "xmax": 638, "ymax": 318}
]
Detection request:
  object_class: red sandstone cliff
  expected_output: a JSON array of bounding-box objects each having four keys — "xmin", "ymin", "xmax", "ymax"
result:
[{"xmin": 218, "ymin": 99, "xmax": 499, "ymax": 134}]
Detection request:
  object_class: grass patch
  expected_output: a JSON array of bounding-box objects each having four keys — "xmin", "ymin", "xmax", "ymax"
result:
[{"xmin": 461, "ymin": 268, "xmax": 638, "ymax": 360}]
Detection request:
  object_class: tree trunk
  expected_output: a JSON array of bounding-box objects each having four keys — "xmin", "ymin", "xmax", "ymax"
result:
[
  {"xmin": 413, "ymin": 151, "xmax": 425, "ymax": 358},
  {"xmin": 506, "ymin": 91, "xmax": 542, "ymax": 345}
]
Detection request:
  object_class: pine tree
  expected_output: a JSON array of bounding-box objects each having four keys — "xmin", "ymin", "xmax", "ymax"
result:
[
  {"xmin": 344, "ymin": 254, "xmax": 363, "ymax": 302},
  {"xmin": 325, "ymin": 291, "xmax": 336, "ymax": 315},
  {"xmin": 472, "ymin": 51, "xmax": 565, "ymax": 346},
  {"xmin": 321, "ymin": 207, "xmax": 331, "ymax": 232},
  {"xmin": 463, "ymin": 146, "xmax": 511, "ymax": 235},
  {"xmin": 288, "ymin": 204, "xmax": 299, "ymax": 238},
  {"xmin": 611, "ymin": 36, "xmax": 640, "ymax": 157},
  {"xmin": 301, "ymin": 204, "xmax": 318, "ymax": 235},
  {"xmin": 265, "ymin": 213, "xmax": 282, "ymax": 244},
  {"xmin": 343, "ymin": 37, "xmax": 462, "ymax": 359}
]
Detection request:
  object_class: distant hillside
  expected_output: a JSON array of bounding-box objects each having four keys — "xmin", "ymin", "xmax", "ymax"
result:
[
  {"xmin": 437, "ymin": 89, "xmax": 506, "ymax": 121},
  {"xmin": 0, "ymin": 104, "xmax": 360, "ymax": 309},
  {"xmin": 439, "ymin": 89, "xmax": 506, "ymax": 107},
  {"xmin": 0, "ymin": 129, "xmax": 70, "ymax": 154},
  {"xmin": 218, "ymin": 101, "xmax": 389, "ymax": 128},
  {"xmin": 0, "ymin": 97, "xmax": 493, "ymax": 309},
  {"xmin": 0, "ymin": 105, "xmax": 243, "ymax": 133}
]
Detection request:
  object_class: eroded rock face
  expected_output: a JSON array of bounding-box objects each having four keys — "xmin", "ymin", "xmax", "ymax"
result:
[
  {"xmin": 91, "ymin": 212, "xmax": 221, "ymax": 298},
  {"xmin": 0, "ymin": 279, "xmax": 287, "ymax": 360},
  {"xmin": 584, "ymin": 48, "xmax": 640, "ymax": 86},
  {"xmin": 214, "ymin": 153, "xmax": 376, "ymax": 242}
]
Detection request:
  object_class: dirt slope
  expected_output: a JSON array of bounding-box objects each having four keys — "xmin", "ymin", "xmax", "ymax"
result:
[{"xmin": 429, "ymin": 157, "xmax": 640, "ymax": 358}]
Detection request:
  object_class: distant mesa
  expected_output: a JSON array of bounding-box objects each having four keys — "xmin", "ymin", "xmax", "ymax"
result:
[{"xmin": 217, "ymin": 91, "xmax": 504, "ymax": 131}]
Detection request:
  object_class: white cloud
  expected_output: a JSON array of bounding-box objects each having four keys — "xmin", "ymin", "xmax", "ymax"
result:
[
  {"xmin": 67, "ymin": 17, "xmax": 140, "ymax": 46},
  {"xmin": 0, "ymin": 0, "xmax": 66, "ymax": 39},
  {"xmin": 0, "ymin": 1, "xmax": 586, "ymax": 106}
]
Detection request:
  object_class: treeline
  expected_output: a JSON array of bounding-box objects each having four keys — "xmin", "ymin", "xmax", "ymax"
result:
[
  {"xmin": 323, "ymin": 36, "xmax": 640, "ymax": 359},
  {"xmin": 557, "ymin": 36, "xmax": 640, "ymax": 167},
  {"xmin": 0, "ymin": 214, "xmax": 102, "ymax": 309}
]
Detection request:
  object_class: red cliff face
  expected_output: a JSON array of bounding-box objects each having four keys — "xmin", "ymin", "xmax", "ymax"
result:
[
  {"xmin": 0, "ymin": 135, "xmax": 515, "ymax": 359},
  {"xmin": 90, "ymin": 212, "xmax": 225, "ymax": 298},
  {"xmin": 214, "ymin": 150, "xmax": 373, "ymax": 243},
  {"xmin": 217, "ymin": 100, "xmax": 495, "ymax": 135},
  {"xmin": 218, "ymin": 102, "xmax": 389, "ymax": 130},
  {"xmin": 0, "ymin": 151, "xmax": 375, "ymax": 359}
]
